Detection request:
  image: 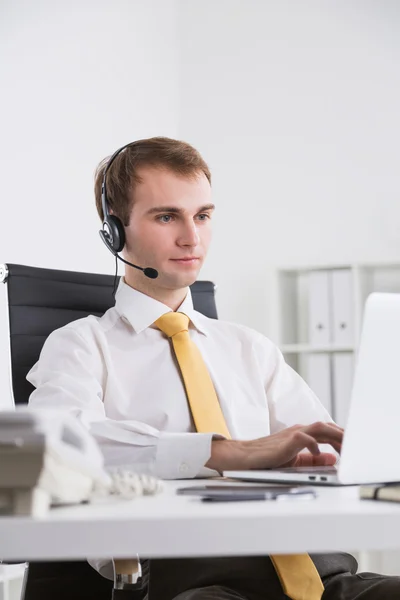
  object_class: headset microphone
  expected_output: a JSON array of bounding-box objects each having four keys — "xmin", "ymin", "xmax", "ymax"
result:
[
  {"xmin": 99, "ymin": 141, "xmax": 159, "ymax": 279},
  {"xmin": 98, "ymin": 229, "xmax": 159, "ymax": 279}
]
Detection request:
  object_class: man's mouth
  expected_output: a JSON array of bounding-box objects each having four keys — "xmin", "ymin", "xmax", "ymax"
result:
[{"xmin": 170, "ymin": 257, "xmax": 200, "ymax": 264}]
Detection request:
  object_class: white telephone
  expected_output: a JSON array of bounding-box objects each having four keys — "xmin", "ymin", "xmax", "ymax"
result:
[{"xmin": 0, "ymin": 407, "xmax": 162, "ymax": 517}]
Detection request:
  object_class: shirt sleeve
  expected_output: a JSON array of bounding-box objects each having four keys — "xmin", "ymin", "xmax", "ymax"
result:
[
  {"xmin": 27, "ymin": 325, "xmax": 215, "ymax": 480},
  {"xmin": 259, "ymin": 339, "xmax": 337, "ymax": 456}
]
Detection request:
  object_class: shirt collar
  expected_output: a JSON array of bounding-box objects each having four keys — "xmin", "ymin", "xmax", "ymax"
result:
[{"xmin": 114, "ymin": 278, "xmax": 209, "ymax": 336}]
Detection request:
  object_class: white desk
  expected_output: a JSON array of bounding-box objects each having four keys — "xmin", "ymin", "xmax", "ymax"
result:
[{"xmin": 1, "ymin": 480, "xmax": 400, "ymax": 561}]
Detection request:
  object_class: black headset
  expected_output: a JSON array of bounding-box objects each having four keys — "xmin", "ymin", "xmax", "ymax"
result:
[{"xmin": 99, "ymin": 142, "xmax": 158, "ymax": 279}]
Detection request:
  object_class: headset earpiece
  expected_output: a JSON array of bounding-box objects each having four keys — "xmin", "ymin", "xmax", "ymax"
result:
[
  {"xmin": 101, "ymin": 214, "xmax": 125, "ymax": 253},
  {"xmin": 98, "ymin": 141, "xmax": 159, "ymax": 279}
]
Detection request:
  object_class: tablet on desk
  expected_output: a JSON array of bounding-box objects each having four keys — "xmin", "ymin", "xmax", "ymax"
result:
[{"xmin": 176, "ymin": 485, "xmax": 317, "ymax": 502}]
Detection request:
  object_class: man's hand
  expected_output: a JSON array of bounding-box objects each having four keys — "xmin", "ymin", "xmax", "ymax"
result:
[{"xmin": 206, "ymin": 422, "xmax": 343, "ymax": 473}]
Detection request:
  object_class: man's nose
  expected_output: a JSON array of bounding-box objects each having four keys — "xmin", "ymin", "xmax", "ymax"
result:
[{"xmin": 178, "ymin": 220, "xmax": 200, "ymax": 246}]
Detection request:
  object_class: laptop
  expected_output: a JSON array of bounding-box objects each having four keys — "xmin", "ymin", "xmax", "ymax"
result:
[{"xmin": 224, "ymin": 293, "xmax": 400, "ymax": 486}]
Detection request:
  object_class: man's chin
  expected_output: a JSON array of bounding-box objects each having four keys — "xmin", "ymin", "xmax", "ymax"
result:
[{"xmin": 162, "ymin": 269, "xmax": 200, "ymax": 289}]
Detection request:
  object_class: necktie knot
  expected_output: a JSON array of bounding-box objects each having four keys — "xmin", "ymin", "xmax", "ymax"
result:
[{"xmin": 154, "ymin": 312, "xmax": 190, "ymax": 338}]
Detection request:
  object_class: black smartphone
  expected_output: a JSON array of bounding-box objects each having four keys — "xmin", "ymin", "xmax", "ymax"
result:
[{"xmin": 201, "ymin": 494, "xmax": 266, "ymax": 502}]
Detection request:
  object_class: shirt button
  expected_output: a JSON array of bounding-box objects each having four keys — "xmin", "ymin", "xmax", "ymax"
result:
[{"xmin": 179, "ymin": 462, "xmax": 189, "ymax": 474}]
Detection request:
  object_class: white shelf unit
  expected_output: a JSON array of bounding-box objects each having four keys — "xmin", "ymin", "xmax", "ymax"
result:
[{"xmin": 275, "ymin": 262, "xmax": 400, "ymax": 425}]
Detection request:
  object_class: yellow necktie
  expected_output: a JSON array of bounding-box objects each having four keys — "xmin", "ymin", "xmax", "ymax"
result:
[{"xmin": 154, "ymin": 312, "xmax": 324, "ymax": 600}]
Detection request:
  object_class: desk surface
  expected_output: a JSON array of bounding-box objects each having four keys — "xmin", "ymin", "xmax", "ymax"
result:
[{"xmin": 1, "ymin": 480, "xmax": 400, "ymax": 561}]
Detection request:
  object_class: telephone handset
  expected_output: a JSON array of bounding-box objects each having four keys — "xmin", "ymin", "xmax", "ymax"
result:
[{"xmin": 0, "ymin": 408, "xmax": 162, "ymax": 517}]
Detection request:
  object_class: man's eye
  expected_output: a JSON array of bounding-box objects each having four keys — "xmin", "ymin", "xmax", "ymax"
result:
[
  {"xmin": 158, "ymin": 215, "xmax": 173, "ymax": 223},
  {"xmin": 197, "ymin": 213, "xmax": 210, "ymax": 221}
]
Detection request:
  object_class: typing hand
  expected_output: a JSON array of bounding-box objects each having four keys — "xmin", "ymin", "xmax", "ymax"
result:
[
  {"xmin": 207, "ymin": 421, "xmax": 343, "ymax": 473},
  {"xmin": 278, "ymin": 422, "xmax": 342, "ymax": 467}
]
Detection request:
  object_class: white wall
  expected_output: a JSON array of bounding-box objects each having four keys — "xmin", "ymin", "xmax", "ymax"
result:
[
  {"xmin": 178, "ymin": 0, "xmax": 400, "ymax": 336},
  {"xmin": 0, "ymin": 0, "xmax": 179, "ymax": 272},
  {"xmin": 0, "ymin": 0, "xmax": 179, "ymax": 407}
]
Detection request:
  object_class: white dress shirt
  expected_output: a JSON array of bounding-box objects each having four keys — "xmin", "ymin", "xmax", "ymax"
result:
[{"xmin": 28, "ymin": 277, "xmax": 333, "ymax": 480}]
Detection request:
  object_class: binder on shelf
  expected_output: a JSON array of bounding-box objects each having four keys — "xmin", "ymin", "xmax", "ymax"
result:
[
  {"xmin": 332, "ymin": 353, "xmax": 354, "ymax": 427},
  {"xmin": 330, "ymin": 269, "xmax": 354, "ymax": 346},
  {"xmin": 306, "ymin": 353, "xmax": 332, "ymax": 416},
  {"xmin": 308, "ymin": 271, "xmax": 331, "ymax": 345}
]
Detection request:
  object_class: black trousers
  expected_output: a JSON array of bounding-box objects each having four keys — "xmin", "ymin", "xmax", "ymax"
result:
[
  {"xmin": 24, "ymin": 555, "xmax": 400, "ymax": 600},
  {"xmin": 145, "ymin": 555, "xmax": 400, "ymax": 600}
]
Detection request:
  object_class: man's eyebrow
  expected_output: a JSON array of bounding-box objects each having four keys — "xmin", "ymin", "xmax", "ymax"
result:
[{"xmin": 146, "ymin": 204, "xmax": 215, "ymax": 215}]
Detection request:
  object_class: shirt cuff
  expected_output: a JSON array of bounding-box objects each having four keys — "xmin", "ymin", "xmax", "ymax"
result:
[{"xmin": 156, "ymin": 432, "xmax": 214, "ymax": 479}]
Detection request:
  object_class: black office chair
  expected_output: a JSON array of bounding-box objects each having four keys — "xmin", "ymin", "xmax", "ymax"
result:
[{"xmin": 0, "ymin": 263, "xmax": 218, "ymax": 600}]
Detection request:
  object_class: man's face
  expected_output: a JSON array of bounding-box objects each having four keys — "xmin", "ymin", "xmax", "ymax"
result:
[{"xmin": 123, "ymin": 167, "xmax": 213, "ymax": 290}]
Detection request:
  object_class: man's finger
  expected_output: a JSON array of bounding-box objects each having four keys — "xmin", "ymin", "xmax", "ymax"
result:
[
  {"xmin": 303, "ymin": 422, "xmax": 343, "ymax": 445},
  {"xmin": 304, "ymin": 421, "xmax": 344, "ymax": 437},
  {"xmin": 294, "ymin": 452, "xmax": 337, "ymax": 467},
  {"xmin": 323, "ymin": 421, "xmax": 344, "ymax": 433},
  {"xmin": 289, "ymin": 431, "xmax": 321, "ymax": 457},
  {"xmin": 308, "ymin": 438, "xmax": 342, "ymax": 454}
]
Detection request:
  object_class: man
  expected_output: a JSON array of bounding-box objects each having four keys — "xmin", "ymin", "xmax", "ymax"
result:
[{"xmin": 28, "ymin": 137, "xmax": 400, "ymax": 599}]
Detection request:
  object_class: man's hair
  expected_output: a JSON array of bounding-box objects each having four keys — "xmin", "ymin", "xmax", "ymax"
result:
[{"xmin": 94, "ymin": 136, "xmax": 211, "ymax": 226}]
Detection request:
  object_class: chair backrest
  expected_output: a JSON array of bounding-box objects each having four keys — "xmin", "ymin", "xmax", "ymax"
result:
[{"xmin": 0, "ymin": 263, "xmax": 217, "ymax": 406}]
